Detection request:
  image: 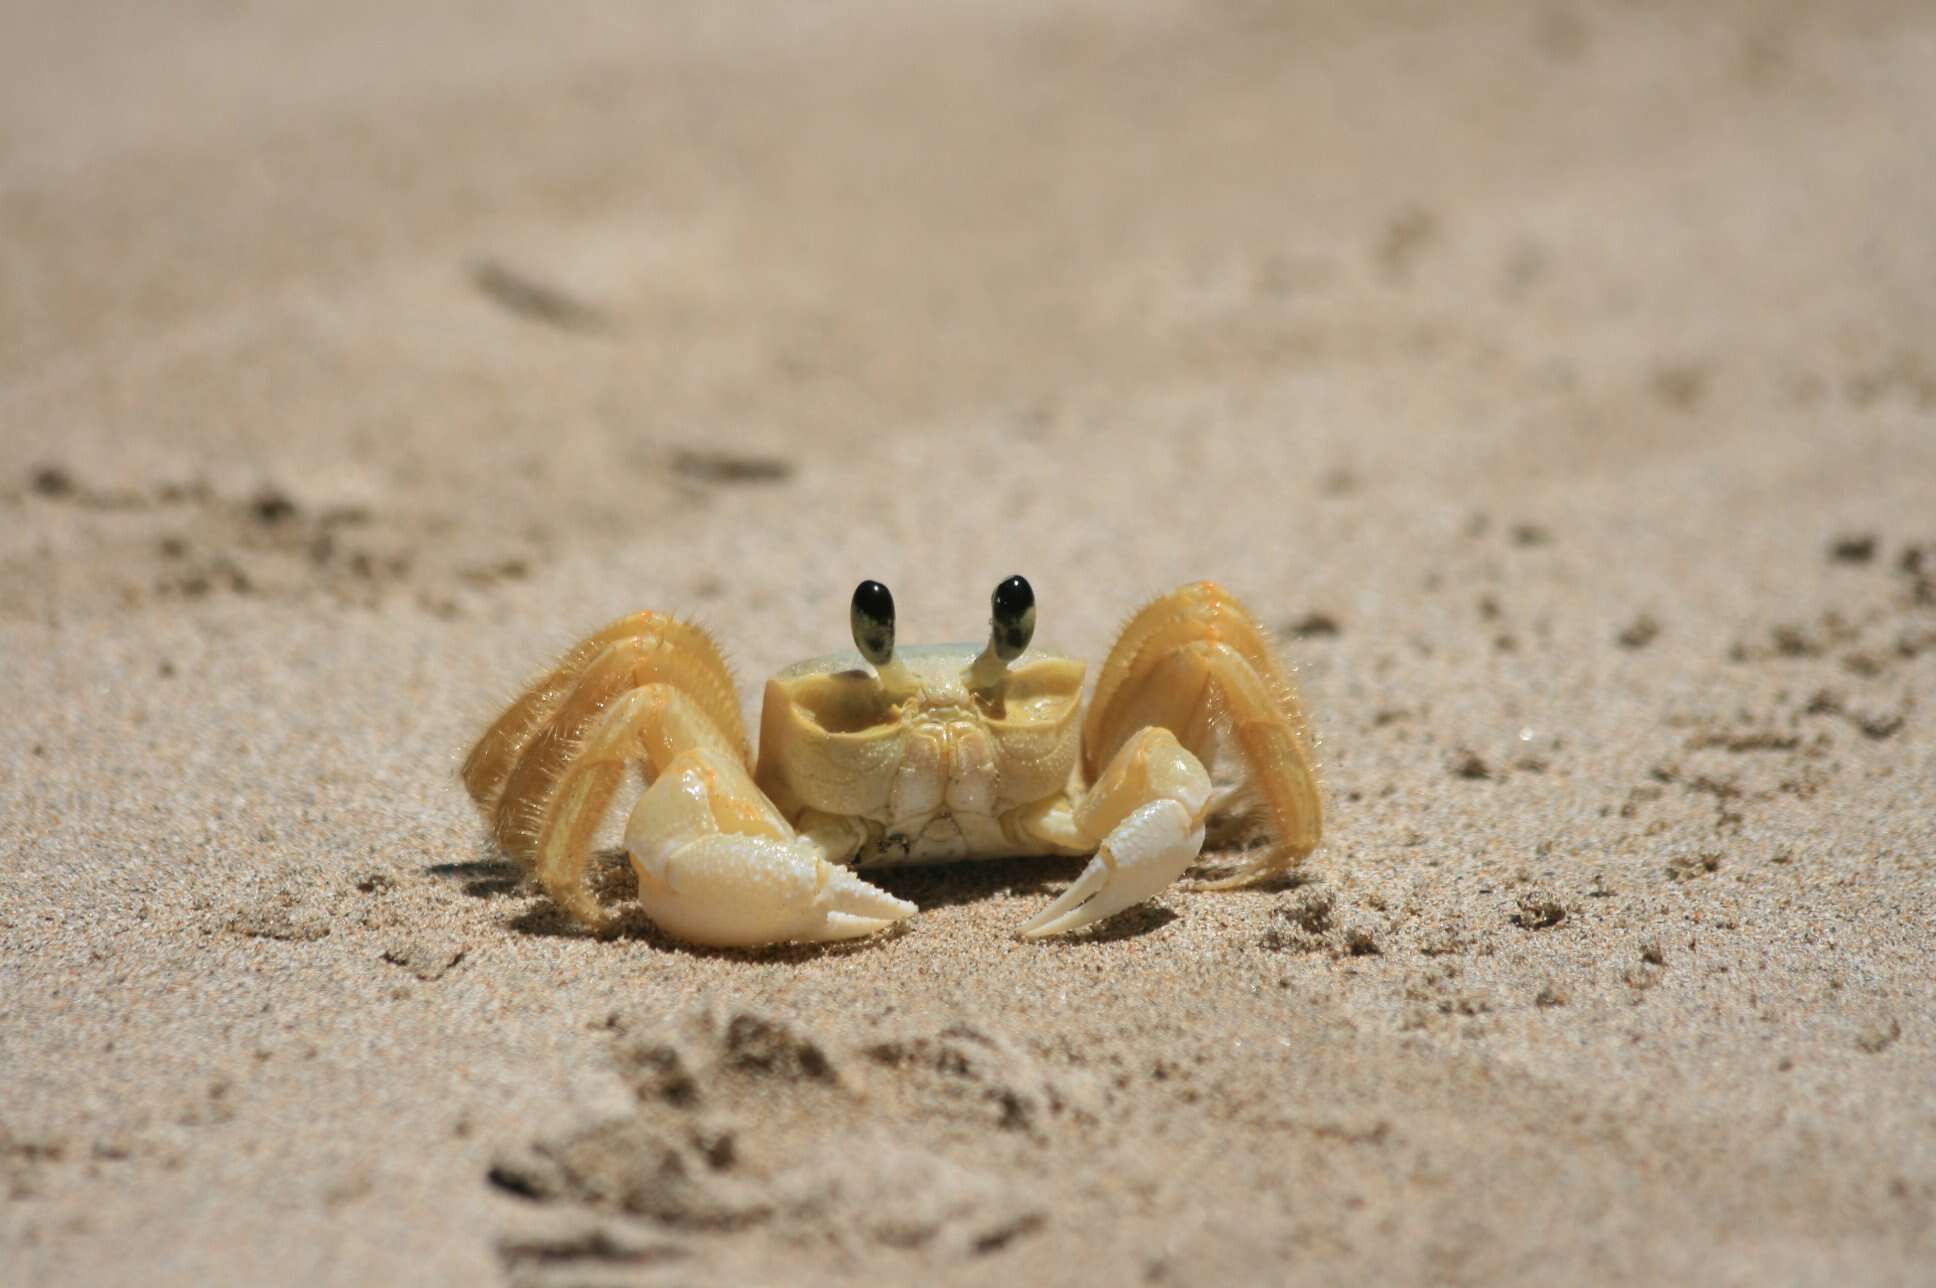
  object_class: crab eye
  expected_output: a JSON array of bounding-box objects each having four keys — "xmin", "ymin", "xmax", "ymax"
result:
[
  {"xmin": 990, "ymin": 574, "xmax": 1035, "ymax": 661},
  {"xmin": 850, "ymin": 579, "xmax": 896, "ymax": 666}
]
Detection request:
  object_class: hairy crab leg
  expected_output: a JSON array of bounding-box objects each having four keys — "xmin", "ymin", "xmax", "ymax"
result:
[
  {"xmin": 1082, "ymin": 582, "xmax": 1322, "ymax": 886},
  {"xmin": 1017, "ymin": 726, "xmax": 1212, "ymax": 939},
  {"xmin": 520, "ymin": 683, "xmax": 745, "ymax": 928},
  {"xmin": 462, "ymin": 613, "xmax": 746, "ymax": 812},
  {"xmin": 483, "ymin": 633, "xmax": 747, "ymax": 859},
  {"xmin": 625, "ymin": 750, "xmax": 915, "ymax": 947},
  {"xmin": 1085, "ymin": 580, "xmax": 1313, "ymax": 774},
  {"xmin": 1186, "ymin": 642, "xmax": 1322, "ymax": 881}
]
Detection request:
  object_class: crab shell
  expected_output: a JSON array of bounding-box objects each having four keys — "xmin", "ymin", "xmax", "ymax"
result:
[{"xmin": 755, "ymin": 644, "xmax": 1088, "ymax": 866}]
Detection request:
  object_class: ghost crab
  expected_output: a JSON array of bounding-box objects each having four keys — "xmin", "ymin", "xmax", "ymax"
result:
[{"xmin": 462, "ymin": 578, "xmax": 1322, "ymax": 947}]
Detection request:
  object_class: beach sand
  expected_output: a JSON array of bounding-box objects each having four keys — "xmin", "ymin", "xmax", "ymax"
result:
[{"xmin": 3, "ymin": 2, "xmax": 1933, "ymax": 1283}]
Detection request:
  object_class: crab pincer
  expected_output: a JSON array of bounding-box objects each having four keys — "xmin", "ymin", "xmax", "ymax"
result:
[
  {"xmin": 1017, "ymin": 726, "xmax": 1213, "ymax": 939},
  {"xmin": 624, "ymin": 749, "xmax": 915, "ymax": 947}
]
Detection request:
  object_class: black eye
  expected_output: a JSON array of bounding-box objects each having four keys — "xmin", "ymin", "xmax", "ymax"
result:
[
  {"xmin": 990, "ymin": 574, "xmax": 1035, "ymax": 660},
  {"xmin": 850, "ymin": 580, "xmax": 896, "ymax": 666}
]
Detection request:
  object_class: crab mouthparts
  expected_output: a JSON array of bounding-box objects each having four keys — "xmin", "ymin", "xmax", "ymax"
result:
[{"xmin": 873, "ymin": 654, "xmax": 917, "ymax": 703}]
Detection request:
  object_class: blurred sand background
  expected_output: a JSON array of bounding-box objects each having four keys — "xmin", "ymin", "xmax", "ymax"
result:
[{"xmin": 3, "ymin": 1, "xmax": 1934, "ymax": 1283}]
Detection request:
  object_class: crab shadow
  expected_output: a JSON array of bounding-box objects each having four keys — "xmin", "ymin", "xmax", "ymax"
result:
[
  {"xmin": 430, "ymin": 848, "xmax": 903, "ymax": 961},
  {"xmin": 1049, "ymin": 903, "xmax": 1181, "ymax": 944},
  {"xmin": 425, "ymin": 858, "xmax": 525, "ymax": 899},
  {"xmin": 502, "ymin": 900, "xmax": 907, "ymax": 962},
  {"xmin": 863, "ymin": 854, "xmax": 1075, "ymax": 909},
  {"xmin": 866, "ymin": 857, "xmax": 1183, "ymax": 944},
  {"xmin": 1191, "ymin": 859, "xmax": 1318, "ymax": 895},
  {"xmin": 431, "ymin": 848, "xmax": 1188, "ymax": 953}
]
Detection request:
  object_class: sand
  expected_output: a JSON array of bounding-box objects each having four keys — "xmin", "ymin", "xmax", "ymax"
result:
[{"xmin": 3, "ymin": 1, "xmax": 1933, "ymax": 1283}]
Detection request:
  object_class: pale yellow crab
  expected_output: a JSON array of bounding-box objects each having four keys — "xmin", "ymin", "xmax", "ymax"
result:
[{"xmin": 462, "ymin": 578, "xmax": 1321, "ymax": 947}]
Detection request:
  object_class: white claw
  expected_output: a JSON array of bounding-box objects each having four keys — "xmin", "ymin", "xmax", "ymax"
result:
[
  {"xmin": 621, "ymin": 749, "xmax": 915, "ymax": 948},
  {"xmin": 634, "ymin": 833, "xmax": 915, "ymax": 948},
  {"xmin": 1018, "ymin": 799, "xmax": 1203, "ymax": 939}
]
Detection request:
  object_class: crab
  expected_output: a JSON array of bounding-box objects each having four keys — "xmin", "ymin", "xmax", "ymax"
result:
[{"xmin": 461, "ymin": 578, "xmax": 1322, "ymax": 947}]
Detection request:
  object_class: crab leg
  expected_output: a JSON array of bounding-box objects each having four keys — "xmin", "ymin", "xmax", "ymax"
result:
[
  {"xmin": 462, "ymin": 613, "xmax": 747, "ymax": 820},
  {"xmin": 625, "ymin": 750, "xmax": 915, "ymax": 947},
  {"xmin": 477, "ymin": 630, "xmax": 749, "ymax": 860},
  {"xmin": 1083, "ymin": 581, "xmax": 1322, "ymax": 885},
  {"xmin": 1017, "ymin": 726, "xmax": 1212, "ymax": 939},
  {"xmin": 514, "ymin": 683, "xmax": 745, "ymax": 927},
  {"xmin": 1086, "ymin": 581, "xmax": 1312, "ymax": 767}
]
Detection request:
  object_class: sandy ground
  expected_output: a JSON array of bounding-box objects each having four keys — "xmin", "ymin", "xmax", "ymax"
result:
[{"xmin": 3, "ymin": 2, "xmax": 1934, "ymax": 1283}]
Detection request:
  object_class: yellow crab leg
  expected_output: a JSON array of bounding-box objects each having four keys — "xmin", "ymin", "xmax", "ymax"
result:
[
  {"xmin": 481, "ymin": 632, "xmax": 746, "ymax": 859},
  {"xmin": 519, "ymin": 683, "xmax": 744, "ymax": 927},
  {"xmin": 1082, "ymin": 582, "xmax": 1322, "ymax": 885},
  {"xmin": 1085, "ymin": 580, "xmax": 1312, "ymax": 774},
  {"xmin": 462, "ymin": 613, "xmax": 746, "ymax": 813}
]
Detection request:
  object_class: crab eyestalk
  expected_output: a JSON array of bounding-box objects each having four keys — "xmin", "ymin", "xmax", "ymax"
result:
[
  {"xmin": 851, "ymin": 580, "xmax": 916, "ymax": 702},
  {"xmin": 969, "ymin": 574, "xmax": 1035, "ymax": 697}
]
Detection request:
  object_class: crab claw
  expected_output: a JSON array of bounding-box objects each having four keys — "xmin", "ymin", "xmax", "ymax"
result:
[
  {"xmin": 632, "ymin": 834, "xmax": 914, "ymax": 948},
  {"xmin": 624, "ymin": 748, "xmax": 915, "ymax": 948},
  {"xmin": 1018, "ymin": 799, "xmax": 1204, "ymax": 939}
]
